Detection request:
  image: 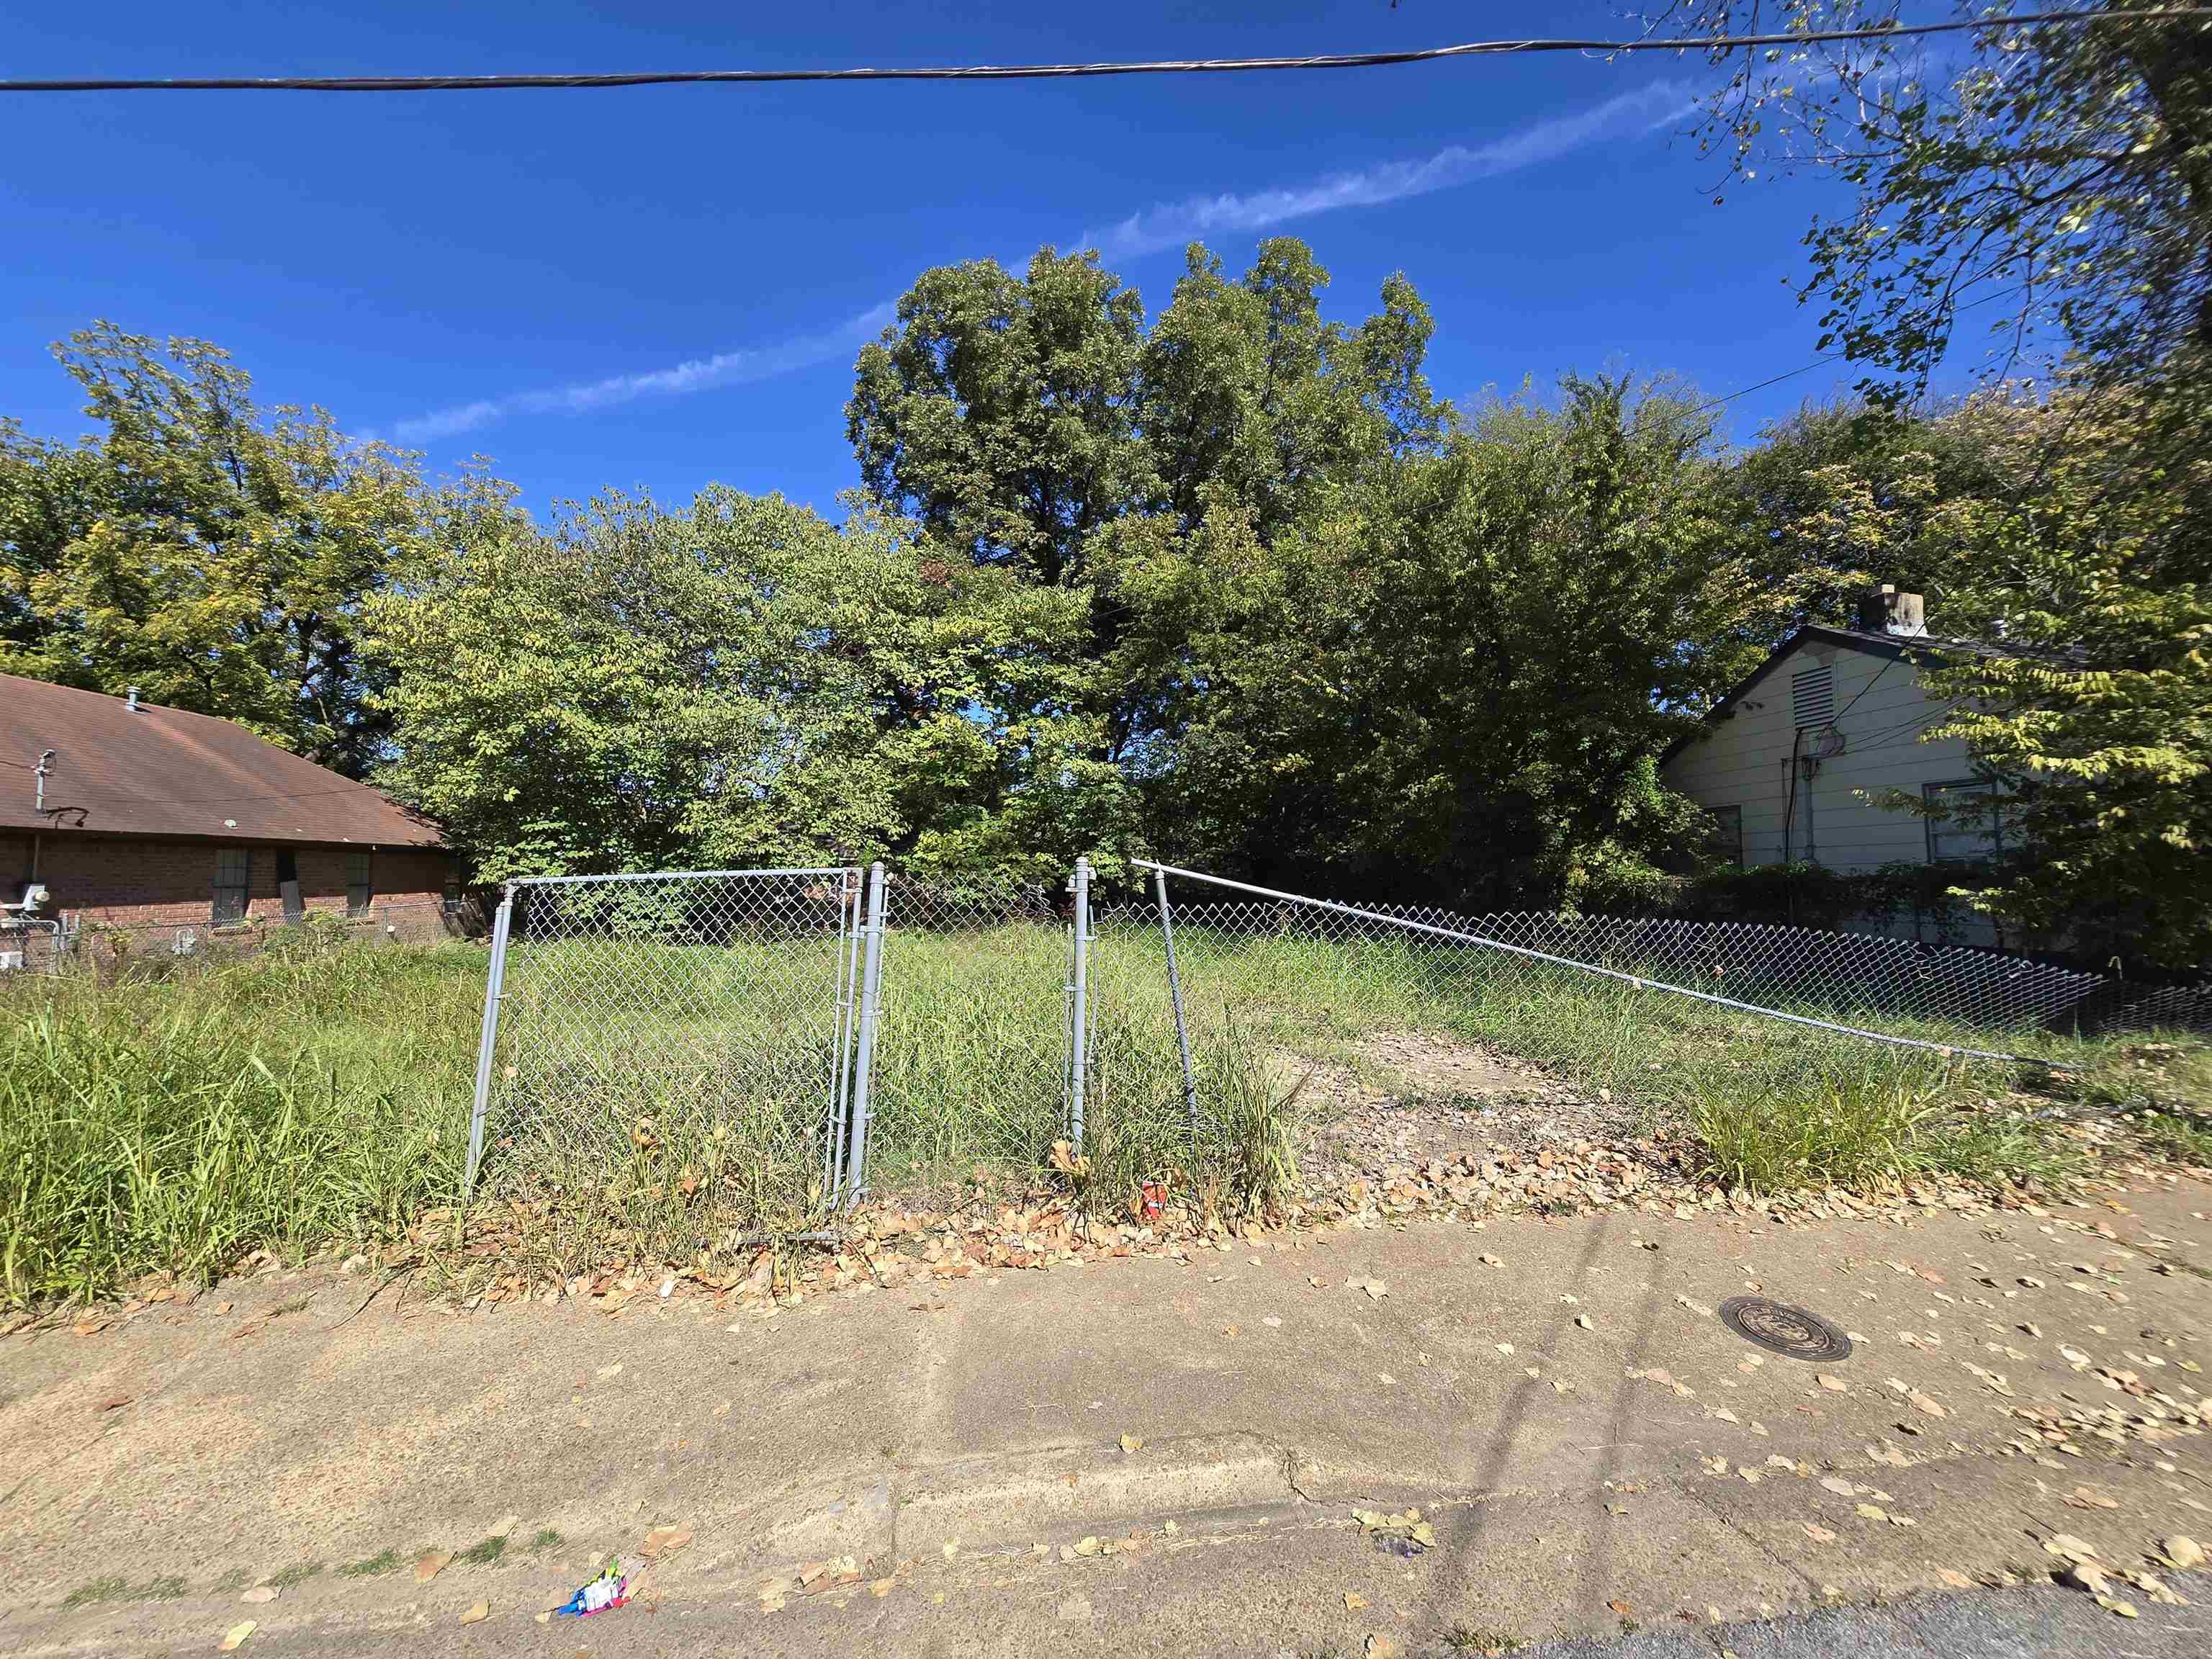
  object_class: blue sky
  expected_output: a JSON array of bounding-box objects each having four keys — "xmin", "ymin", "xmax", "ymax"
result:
[{"xmin": 1, "ymin": 1, "xmax": 1890, "ymax": 519}]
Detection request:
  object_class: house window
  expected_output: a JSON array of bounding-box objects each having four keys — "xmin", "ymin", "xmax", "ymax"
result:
[
  {"xmin": 1925, "ymin": 780, "xmax": 2004, "ymax": 863},
  {"xmin": 212, "ymin": 848, "xmax": 251, "ymax": 924},
  {"xmin": 346, "ymin": 850, "xmax": 374, "ymax": 917},
  {"xmin": 1710, "ymin": 805, "xmax": 1744, "ymax": 868},
  {"xmin": 1791, "ymin": 665, "xmax": 1835, "ymax": 728}
]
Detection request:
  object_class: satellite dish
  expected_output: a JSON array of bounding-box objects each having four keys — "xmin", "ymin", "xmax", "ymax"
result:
[{"xmin": 1807, "ymin": 724, "xmax": 1847, "ymax": 760}]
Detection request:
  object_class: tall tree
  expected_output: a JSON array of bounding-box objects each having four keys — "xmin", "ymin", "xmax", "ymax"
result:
[
  {"xmin": 1660, "ymin": 2, "xmax": 2212, "ymax": 401},
  {"xmin": 1124, "ymin": 378, "xmax": 1763, "ymax": 908},
  {"xmin": 846, "ymin": 248, "xmax": 1155, "ymax": 588},
  {"xmin": 368, "ymin": 485, "xmax": 1124, "ymax": 882},
  {"xmin": 0, "ymin": 324, "xmax": 426, "ymax": 774}
]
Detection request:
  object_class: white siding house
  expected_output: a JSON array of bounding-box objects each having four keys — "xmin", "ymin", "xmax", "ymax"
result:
[{"xmin": 1662, "ymin": 592, "xmax": 2004, "ymax": 873}]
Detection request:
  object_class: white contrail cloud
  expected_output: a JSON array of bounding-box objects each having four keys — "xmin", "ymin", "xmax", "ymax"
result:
[
  {"xmin": 388, "ymin": 303, "xmax": 896, "ymax": 443},
  {"xmin": 1079, "ymin": 79, "xmax": 1691, "ymax": 263},
  {"xmin": 387, "ymin": 79, "xmax": 1691, "ymax": 445}
]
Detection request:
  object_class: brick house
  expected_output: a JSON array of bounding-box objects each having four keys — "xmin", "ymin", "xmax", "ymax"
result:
[{"xmin": 2, "ymin": 673, "xmax": 457, "ymax": 957}]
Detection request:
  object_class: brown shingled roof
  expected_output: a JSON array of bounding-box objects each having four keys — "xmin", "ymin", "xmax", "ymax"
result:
[{"xmin": 0, "ymin": 674, "xmax": 444, "ymax": 848}]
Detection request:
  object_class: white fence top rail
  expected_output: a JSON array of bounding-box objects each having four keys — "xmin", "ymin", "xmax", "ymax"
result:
[{"xmin": 506, "ymin": 866, "xmax": 856, "ymax": 889}]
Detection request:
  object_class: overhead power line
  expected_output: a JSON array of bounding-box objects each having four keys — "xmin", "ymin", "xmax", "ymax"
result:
[{"xmin": 4, "ymin": 8, "xmax": 2206, "ymax": 94}]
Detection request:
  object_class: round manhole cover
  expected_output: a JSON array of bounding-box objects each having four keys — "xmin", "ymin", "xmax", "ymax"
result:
[{"xmin": 1717, "ymin": 1295, "xmax": 1852, "ymax": 1363}]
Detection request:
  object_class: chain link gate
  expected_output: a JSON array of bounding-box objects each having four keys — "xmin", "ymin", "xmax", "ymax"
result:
[
  {"xmin": 464, "ymin": 860, "xmax": 1100, "ymax": 1211},
  {"xmin": 464, "ymin": 868, "xmax": 869, "ymax": 1215}
]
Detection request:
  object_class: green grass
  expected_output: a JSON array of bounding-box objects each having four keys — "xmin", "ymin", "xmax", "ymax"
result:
[
  {"xmin": 5, "ymin": 914, "xmax": 2204, "ymax": 1308},
  {"xmin": 338, "ymin": 1547, "xmax": 403, "ymax": 1578},
  {"xmin": 264, "ymin": 1559, "xmax": 323, "ymax": 1591},
  {"xmin": 457, "ymin": 1535, "xmax": 506, "ymax": 1566}
]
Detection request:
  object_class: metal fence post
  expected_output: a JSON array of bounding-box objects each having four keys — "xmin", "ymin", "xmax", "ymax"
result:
[
  {"xmin": 464, "ymin": 884, "xmax": 516, "ymax": 1196},
  {"xmin": 1153, "ymin": 866, "xmax": 1199, "ymax": 1136},
  {"xmin": 824, "ymin": 866, "xmax": 863, "ymax": 1202},
  {"xmin": 842, "ymin": 862, "xmax": 888, "ymax": 1205},
  {"xmin": 1067, "ymin": 855, "xmax": 1092, "ymax": 1149}
]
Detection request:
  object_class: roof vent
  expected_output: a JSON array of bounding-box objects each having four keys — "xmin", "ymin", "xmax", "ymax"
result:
[
  {"xmin": 126, "ymin": 685, "xmax": 141, "ymax": 712},
  {"xmin": 1856, "ymin": 584, "xmax": 1926, "ymax": 637}
]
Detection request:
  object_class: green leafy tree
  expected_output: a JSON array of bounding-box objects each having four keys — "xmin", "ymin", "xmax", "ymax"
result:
[
  {"xmin": 1123, "ymin": 378, "xmax": 1763, "ymax": 907},
  {"xmin": 1902, "ymin": 388, "xmax": 2212, "ymax": 963},
  {"xmin": 847, "ymin": 248, "xmax": 1155, "ymax": 588},
  {"xmin": 1661, "ymin": 2, "xmax": 2212, "ymax": 400},
  {"xmin": 0, "ymin": 323, "xmax": 428, "ymax": 774},
  {"xmin": 368, "ymin": 485, "xmax": 1125, "ymax": 881}
]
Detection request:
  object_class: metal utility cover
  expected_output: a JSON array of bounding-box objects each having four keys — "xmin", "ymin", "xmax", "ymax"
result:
[{"xmin": 1717, "ymin": 1295, "xmax": 1853, "ymax": 1363}]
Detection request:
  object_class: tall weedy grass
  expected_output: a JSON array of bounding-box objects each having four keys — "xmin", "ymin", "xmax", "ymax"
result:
[
  {"xmin": 7, "ymin": 914, "xmax": 2198, "ymax": 1306},
  {"xmin": 1, "ymin": 943, "xmax": 480, "ymax": 1305}
]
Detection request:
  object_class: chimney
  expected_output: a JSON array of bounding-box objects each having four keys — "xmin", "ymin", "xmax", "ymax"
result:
[
  {"xmin": 125, "ymin": 685, "xmax": 141, "ymax": 712},
  {"xmin": 1856, "ymin": 584, "xmax": 1925, "ymax": 637}
]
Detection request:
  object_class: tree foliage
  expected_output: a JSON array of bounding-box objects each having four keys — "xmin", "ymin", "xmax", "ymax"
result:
[
  {"xmin": 365, "ymin": 485, "xmax": 1123, "ymax": 882},
  {"xmin": 1121, "ymin": 377, "xmax": 1766, "ymax": 907},
  {"xmin": 1658, "ymin": 2, "xmax": 2212, "ymax": 401},
  {"xmin": 0, "ymin": 324, "xmax": 428, "ymax": 774}
]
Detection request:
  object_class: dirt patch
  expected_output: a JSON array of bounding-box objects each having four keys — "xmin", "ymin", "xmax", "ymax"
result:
[{"xmin": 1286, "ymin": 1027, "xmax": 1652, "ymax": 1195}]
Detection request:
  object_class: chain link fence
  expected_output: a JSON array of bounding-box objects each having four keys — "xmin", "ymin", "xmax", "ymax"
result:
[
  {"xmin": 459, "ymin": 857, "xmax": 2206, "ymax": 1219},
  {"xmin": 859, "ymin": 867, "xmax": 1081, "ymax": 1197},
  {"xmin": 467, "ymin": 869, "xmax": 865, "ymax": 1228}
]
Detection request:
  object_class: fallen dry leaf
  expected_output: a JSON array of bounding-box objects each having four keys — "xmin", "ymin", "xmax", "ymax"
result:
[
  {"xmin": 1344, "ymin": 1592, "xmax": 1367, "ymax": 1610},
  {"xmin": 1938, "ymin": 1569, "xmax": 1972, "ymax": 1589},
  {"xmin": 219, "ymin": 1622, "xmax": 256, "ymax": 1653},
  {"xmin": 1907, "ymin": 1390, "xmax": 1948, "ymax": 1419},
  {"xmin": 1363, "ymin": 1280, "xmax": 1388, "ymax": 1301},
  {"xmin": 1803, "ymin": 1524, "xmax": 1837, "ymax": 1544},
  {"xmin": 459, "ymin": 1602, "xmax": 488, "ymax": 1626},
  {"xmin": 1119, "ymin": 1434, "xmax": 1143, "ymax": 1455},
  {"xmin": 1364, "ymin": 1637, "xmax": 1398, "ymax": 1659},
  {"xmin": 1817, "ymin": 1375, "xmax": 1849, "ymax": 1393},
  {"xmin": 414, "ymin": 1550, "xmax": 451, "ymax": 1584},
  {"xmin": 239, "ymin": 1586, "xmax": 278, "ymax": 1605},
  {"xmin": 640, "ymin": 1524, "xmax": 692, "ymax": 1557},
  {"xmin": 2164, "ymin": 1535, "xmax": 2205, "ymax": 1570},
  {"xmin": 1607, "ymin": 1599, "xmax": 1635, "ymax": 1618}
]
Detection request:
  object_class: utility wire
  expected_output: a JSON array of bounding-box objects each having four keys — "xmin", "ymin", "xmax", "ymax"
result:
[{"xmin": 3, "ymin": 8, "xmax": 2205, "ymax": 94}]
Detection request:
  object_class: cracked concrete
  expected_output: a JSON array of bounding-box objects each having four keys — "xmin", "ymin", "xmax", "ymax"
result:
[{"xmin": 6, "ymin": 1169, "xmax": 2211, "ymax": 1655}]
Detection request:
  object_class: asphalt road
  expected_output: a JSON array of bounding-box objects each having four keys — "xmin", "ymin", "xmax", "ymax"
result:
[{"xmin": 1532, "ymin": 1583, "xmax": 2211, "ymax": 1659}]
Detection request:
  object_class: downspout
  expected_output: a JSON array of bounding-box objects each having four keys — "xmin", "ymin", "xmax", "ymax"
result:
[{"xmin": 1782, "ymin": 727, "xmax": 1804, "ymax": 927}]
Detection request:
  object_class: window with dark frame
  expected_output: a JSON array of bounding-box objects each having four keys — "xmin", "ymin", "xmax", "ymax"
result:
[
  {"xmin": 1711, "ymin": 805, "xmax": 1744, "ymax": 869},
  {"xmin": 346, "ymin": 850, "xmax": 374, "ymax": 917},
  {"xmin": 1924, "ymin": 780, "xmax": 2004, "ymax": 863},
  {"xmin": 212, "ymin": 848, "xmax": 251, "ymax": 924}
]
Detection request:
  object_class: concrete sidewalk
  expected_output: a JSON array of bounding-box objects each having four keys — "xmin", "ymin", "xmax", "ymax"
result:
[{"xmin": 7, "ymin": 1172, "xmax": 2211, "ymax": 1657}]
